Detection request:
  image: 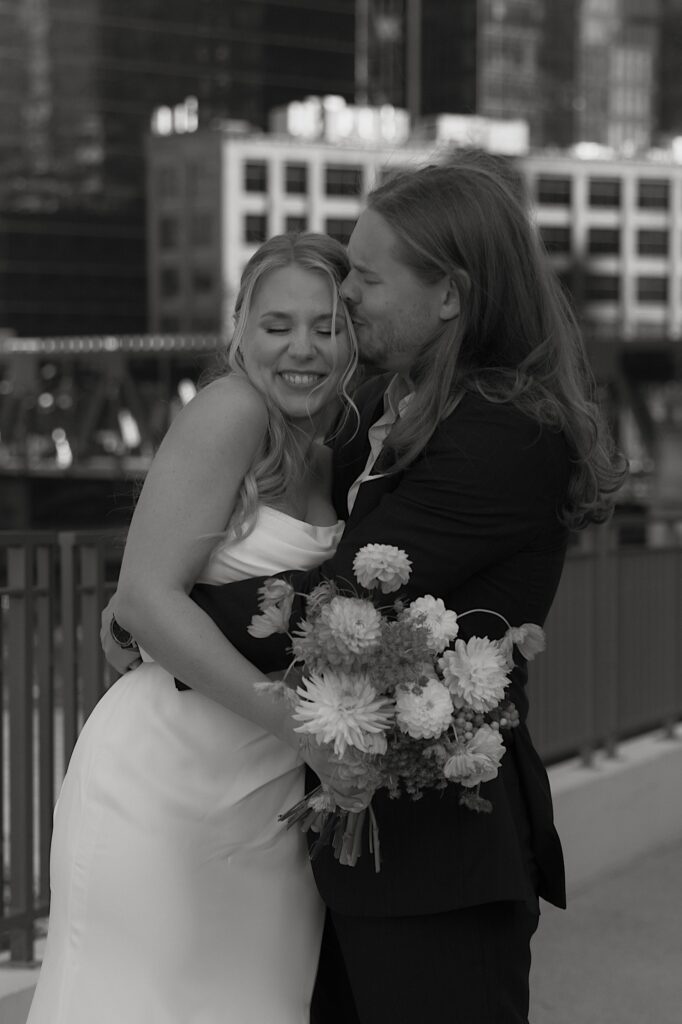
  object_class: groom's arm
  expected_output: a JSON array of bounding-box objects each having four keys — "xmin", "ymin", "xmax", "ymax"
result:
[{"xmin": 186, "ymin": 396, "xmax": 569, "ymax": 676}]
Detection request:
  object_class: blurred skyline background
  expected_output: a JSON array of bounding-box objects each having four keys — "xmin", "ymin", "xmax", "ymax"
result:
[{"xmin": 1, "ymin": 0, "xmax": 682, "ymax": 531}]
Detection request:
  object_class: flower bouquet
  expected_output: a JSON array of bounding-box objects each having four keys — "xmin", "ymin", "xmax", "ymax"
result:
[{"xmin": 249, "ymin": 544, "xmax": 545, "ymax": 870}]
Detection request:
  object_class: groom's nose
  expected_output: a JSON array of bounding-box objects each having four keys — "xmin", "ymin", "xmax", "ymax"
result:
[{"xmin": 340, "ymin": 272, "xmax": 358, "ymax": 307}]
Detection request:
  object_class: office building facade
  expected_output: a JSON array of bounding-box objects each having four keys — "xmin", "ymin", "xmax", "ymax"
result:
[
  {"xmin": 0, "ymin": 1, "xmax": 355, "ymax": 337},
  {"xmin": 147, "ymin": 107, "xmax": 682, "ymax": 343}
]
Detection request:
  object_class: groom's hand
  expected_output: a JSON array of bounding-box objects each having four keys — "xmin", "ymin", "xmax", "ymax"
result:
[{"xmin": 100, "ymin": 594, "xmax": 143, "ymax": 677}]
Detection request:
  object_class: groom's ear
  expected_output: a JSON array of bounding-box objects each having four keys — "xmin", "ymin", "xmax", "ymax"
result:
[{"xmin": 438, "ymin": 277, "xmax": 461, "ymax": 322}]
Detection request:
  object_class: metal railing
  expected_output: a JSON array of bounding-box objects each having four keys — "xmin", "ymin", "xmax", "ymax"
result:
[
  {"xmin": 0, "ymin": 530, "xmax": 122, "ymax": 962},
  {"xmin": 0, "ymin": 521, "xmax": 681, "ymax": 962}
]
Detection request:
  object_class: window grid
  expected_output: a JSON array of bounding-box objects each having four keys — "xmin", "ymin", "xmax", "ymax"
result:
[
  {"xmin": 285, "ymin": 163, "xmax": 308, "ymax": 195},
  {"xmin": 325, "ymin": 165, "xmax": 363, "ymax": 197},
  {"xmin": 244, "ymin": 161, "xmax": 268, "ymax": 193},
  {"xmin": 588, "ymin": 228, "xmax": 621, "ymax": 255},
  {"xmin": 535, "ymin": 176, "xmax": 572, "ymax": 205},
  {"xmin": 588, "ymin": 178, "xmax": 621, "ymax": 208},
  {"xmin": 244, "ymin": 214, "xmax": 267, "ymax": 244}
]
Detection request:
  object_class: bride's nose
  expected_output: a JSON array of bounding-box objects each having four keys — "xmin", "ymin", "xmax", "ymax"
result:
[{"xmin": 287, "ymin": 327, "xmax": 316, "ymax": 359}]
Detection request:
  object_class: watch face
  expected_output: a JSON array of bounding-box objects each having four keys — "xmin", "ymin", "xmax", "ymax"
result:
[{"xmin": 111, "ymin": 618, "xmax": 135, "ymax": 648}]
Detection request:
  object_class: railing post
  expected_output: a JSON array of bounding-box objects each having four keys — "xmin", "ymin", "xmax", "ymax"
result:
[
  {"xmin": 7, "ymin": 544, "xmax": 35, "ymax": 962},
  {"xmin": 664, "ymin": 543, "xmax": 682, "ymax": 741},
  {"xmin": 80, "ymin": 541, "xmax": 107, "ymax": 718},
  {"xmin": 59, "ymin": 533, "xmax": 79, "ymax": 761},
  {"xmin": 593, "ymin": 520, "xmax": 620, "ymax": 757},
  {"xmin": 35, "ymin": 544, "xmax": 55, "ymax": 909}
]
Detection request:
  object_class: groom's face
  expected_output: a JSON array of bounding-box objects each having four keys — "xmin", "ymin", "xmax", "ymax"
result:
[{"xmin": 341, "ymin": 209, "xmax": 457, "ymax": 374}]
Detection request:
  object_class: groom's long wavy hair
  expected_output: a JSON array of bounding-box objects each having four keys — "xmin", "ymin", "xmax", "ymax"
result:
[
  {"xmin": 369, "ymin": 155, "xmax": 627, "ymax": 529},
  {"xmin": 211, "ymin": 232, "xmax": 358, "ymax": 538}
]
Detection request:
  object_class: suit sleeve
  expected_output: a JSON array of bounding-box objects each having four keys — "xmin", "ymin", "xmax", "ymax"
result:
[{"xmin": 188, "ymin": 397, "xmax": 568, "ymax": 674}]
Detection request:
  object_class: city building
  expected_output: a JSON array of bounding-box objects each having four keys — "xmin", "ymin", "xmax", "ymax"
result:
[
  {"xmin": 146, "ymin": 97, "xmax": 533, "ymax": 333},
  {"xmin": 658, "ymin": 0, "xmax": 682, "ymax": 140},
  {"xmin": 147, "ymin": 98, "xmax": 682, "ymax": 346},
  {"xmin": 0, "ymin": 0, "xmax": 356, "ymax": 338},
  {"xmin": 575, "ymin": 0, "xmax": 660, "ymax": 151},
  {"xmin": 528, "ymin": 149, "xmax": 682, "ymax": 341},
  {"xmin": 359, "ymin": 0, "xmax": 578, "ymax": 149}
]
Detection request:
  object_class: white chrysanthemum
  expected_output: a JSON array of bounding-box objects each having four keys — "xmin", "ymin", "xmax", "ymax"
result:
[
  {"xmin": 257, "ymin": 577, "xmax": 295, "ymax": 610},
  {"xmin": 507, "ymin": 623, "xmax": 546, "ymax": 661},
  {"xmin": 443, "ymin": 725, "xmax": 505, "ymax": 787},
  {"xmin": 292, "ymin": 670, "xmax": 394, "ymax": 757},
  {"xmin": 405, "ymin": 596, "xmax": 459, "ymax": 652},
  {"xmin": 395, "ymin": 679, "xmax": 453, "ymax": 739},
  {"xmin": 319, "ymin": 597, "xmax": 382, "ymax": 654},
  {"xmin": 353, "ymin": 544, "xmax": 412, "ymax": 593},
  {"xmin": 439, "ymin": 637, "xmax": 509, "ymax": 712},
  {"xmin": 247, "ymin": 600, "xmax": 292, "ymax": 638}
]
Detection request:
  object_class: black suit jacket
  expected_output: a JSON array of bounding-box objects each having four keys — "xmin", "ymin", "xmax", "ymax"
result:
[{"xmin": 188, "ymin": 376, "xmax": 568, "ymax": 915}]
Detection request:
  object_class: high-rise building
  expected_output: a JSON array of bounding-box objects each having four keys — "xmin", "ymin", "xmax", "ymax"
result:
[
  {"xmin": 364, "ymin": 0, "xmax": 576, "ymax": 148},
  {"xmin": 0, "ymin": 1, "xmax": 356, "ymax": 337},
  {"xmin": 658, "ymin": 0, "xmax": 682, "ymax": 139},
  {"xmin": 575, "ymin": 0, "xmax": 660, "ymax": 150}
]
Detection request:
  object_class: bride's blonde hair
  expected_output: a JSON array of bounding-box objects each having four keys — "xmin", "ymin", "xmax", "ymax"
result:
[{"xmin": 209, "ymin": 233, "xmax": 358, "ymax": 538}]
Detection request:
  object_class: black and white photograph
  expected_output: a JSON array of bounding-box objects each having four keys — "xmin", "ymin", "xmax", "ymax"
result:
[{"xmin": 1, "ymin": 2, "xmax": 681, "ymax": 1022}]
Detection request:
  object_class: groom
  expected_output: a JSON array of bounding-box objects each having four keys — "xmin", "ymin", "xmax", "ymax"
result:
[
  {"xmin": 108, "ymin": 157, "xmax": 572, "ymax": 1022},
  {"xmin": 185, "ymin": 159, "xmax": 573, "ymax": 1023}
]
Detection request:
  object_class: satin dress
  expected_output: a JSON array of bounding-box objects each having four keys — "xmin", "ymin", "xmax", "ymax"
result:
[{"xmin": 28, "ymin": 506, "xmax": 344, "ymax": 1024}]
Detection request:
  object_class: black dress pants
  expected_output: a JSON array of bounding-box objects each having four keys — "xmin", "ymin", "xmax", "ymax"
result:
[{"xmin": 311, "ymin": 901, "xmax": 539, "ymax": 1024}]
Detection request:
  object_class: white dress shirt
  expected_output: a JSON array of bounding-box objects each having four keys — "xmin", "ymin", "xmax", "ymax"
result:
[{"xmin": 346, "ymin": 374, "xmax": 414, "ymax": 515}]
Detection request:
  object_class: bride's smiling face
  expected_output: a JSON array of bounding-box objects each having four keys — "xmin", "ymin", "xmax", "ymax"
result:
[{"xmin": 239, "ymin": 264, "xmax": 353, "ymax": 426}]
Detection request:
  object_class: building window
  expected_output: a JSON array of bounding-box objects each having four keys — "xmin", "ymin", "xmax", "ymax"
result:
[
  {"xmin": 285, "ymin": 163, "xmax": 308, "ymax": 194},
  {"xmin": 324, "ymin": 218, "xmax": 357, "ymax": 244},
  {"xmin": 244, "ymin": 161, "xmax": 268, "ymax": 193},
  {"xmin": 588, "ymin": 178, "xmax": 621, "ymax": 208},
  {"xmin": 637, "ymin": 229, "xmax": 668, "ymax": 257},
  {"xmin": 159, "ymin": 216, "xmax": 179, "ymax": 249},
  {"xmin": 192, "ymin": 269, "xmax": 214, "ymax": 294},
  {"xmin": 325, "ymin": 165, "xmax": 362, "ymax": 197},
  {"xmin": 157, "ymin": 165, "xmax": 179, "ymax": 199},
  {"xmin": 160, "ymin": 267, "xmax": 180, "ymax": 298},
  {"xmin": 536, "ymin": 176, "xmax": 572, "ymax": 205},
  {"xmin": 637, "ymin": 277, "xmax": 668, "ymax": 303},
  {"xmin": 190, "ymin": 212, "xmax": 213, "ymax": 246},
  {"xmin": 285, "ymin": 215, "xmax": 308, "ymax": 233},
  {"xmin": 585, "ymin": 275, "xmax": 620, "ymax": 301},
  {"xmin": 539, "ymin": 225, "xmax": 571, "ymax": 254},
  {"xmin": 244, "ymin": 214, "xmax": 267, "ymax": 243},
  {"xmin": 637, "ymin": 179, "xmax": 669, "ymax": 210},
  {"xmin": 588, "ymin": 228, "xmax": 620, "ymax": 255},
  {"xmin": 159, "ymin": 316, "xmax": 180, "ymax": 333}
]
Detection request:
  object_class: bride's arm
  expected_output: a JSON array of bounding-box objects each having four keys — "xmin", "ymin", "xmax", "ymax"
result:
[{"xmin": 113, "ymin": 375, "xmax": 299, "ymax": 749}]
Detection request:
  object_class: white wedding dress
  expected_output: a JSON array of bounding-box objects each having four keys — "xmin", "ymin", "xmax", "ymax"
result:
[{"xmin": 28, "ymin": 506, "xmax": 344, "ymax": 1024}]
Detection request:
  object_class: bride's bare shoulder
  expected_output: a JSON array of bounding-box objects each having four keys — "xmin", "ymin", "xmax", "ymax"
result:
[{"xmin": 184, "ymin": 374, "xmax": 268, "ymax": 433}]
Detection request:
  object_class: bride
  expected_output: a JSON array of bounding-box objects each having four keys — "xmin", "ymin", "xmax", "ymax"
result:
[{"xmin": 27, "ymin": 233, "xmax": 358, "ymax": 1024}]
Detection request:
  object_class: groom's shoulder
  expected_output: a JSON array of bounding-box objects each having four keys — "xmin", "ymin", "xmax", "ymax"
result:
[{"xmin": 436, "ymin": 391, "xmax": 568, "ymax": 463}]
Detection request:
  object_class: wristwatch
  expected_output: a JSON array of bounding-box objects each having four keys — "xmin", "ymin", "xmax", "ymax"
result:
[{"xmin": 109, "ymin": 616, "xmax": 140, "ymax": 651}]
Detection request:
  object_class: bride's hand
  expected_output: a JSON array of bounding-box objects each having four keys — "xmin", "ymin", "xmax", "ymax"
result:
[{"xmin": 302, "ymin": 742, "xmax": 374, "ymax": 813}]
